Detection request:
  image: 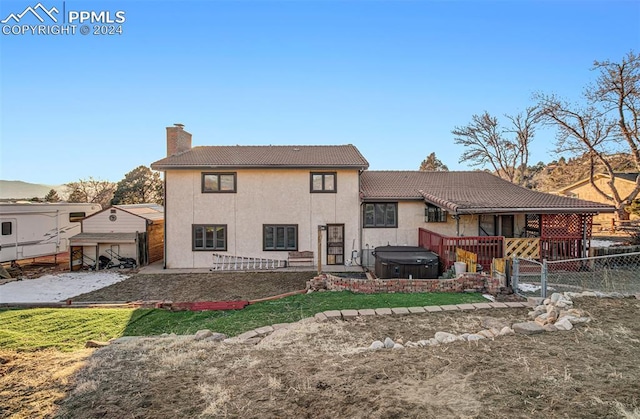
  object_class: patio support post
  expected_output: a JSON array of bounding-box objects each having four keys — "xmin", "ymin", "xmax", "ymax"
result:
[
  {"xmin": 541, "ymin": 259, "xmax": 548, "ymax": 299},
  {"xmin": 317, "ymin": 225, "xmax": 326, "ymax": 274},
  {"xmin": 512, "ymin": 258, "xmax": 519, "ymax": 294},
  {"xmin": 582, "ymin": 216, "xmax": 588, "ymax": 259}
]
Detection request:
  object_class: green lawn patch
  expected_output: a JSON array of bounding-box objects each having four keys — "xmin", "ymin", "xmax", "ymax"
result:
[
  {"xmin": 123, "ymin": 291, "xmax": 487, "ymax": 337},
  {"xmin": 1, "ymin": 291, "xmax": 487, "ymax": 351},
  {"xmin": 0, "ymin": 308, "xmax": 134, "ymax": 352}
]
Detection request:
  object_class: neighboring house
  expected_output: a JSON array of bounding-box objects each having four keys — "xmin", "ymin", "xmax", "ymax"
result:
[
  {"xmin": 69, "ymin": 203, "xmax": 164, "ymax": 270},
  {"xmin": 151, "ymin": 125, "xmax": 615, "ymax": 270},
  {"xmin": 556, "ymin": 172, "xmax": 640, "ymax": 229}
]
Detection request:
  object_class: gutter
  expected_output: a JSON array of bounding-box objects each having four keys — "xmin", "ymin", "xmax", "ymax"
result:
[
  {"xmin": 150, "ymin": 164, "xmax": 369, "ymax": 171},
  {"xmin": 452, "ymin": 207, "xmax": 616, "ymax": 215}
]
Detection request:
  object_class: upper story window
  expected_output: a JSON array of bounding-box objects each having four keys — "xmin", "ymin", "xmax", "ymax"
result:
[
  {"xmin": 425, "ymin": 205, "xmax": 447, "ymax": 223},
  {"xmin": 310, "ymin": 172, "xmax": 336, "ymax": 193},
  {"xmin": 363, "ymin": 203, "xmax": 397, "ymax": 228},
  {"xmin": 202, "ymin": 173, "xmax": 237, "ymax": 193}
]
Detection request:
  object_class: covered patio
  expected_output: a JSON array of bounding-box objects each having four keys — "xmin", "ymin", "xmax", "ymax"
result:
[{"xmin": 419, "ymin": 213, "xmax": 596, "ymax": 272}]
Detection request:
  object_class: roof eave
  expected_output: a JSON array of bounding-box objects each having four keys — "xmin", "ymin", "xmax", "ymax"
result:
[
  {"xmin": 150, "ymin": 164, "xmax": 369, "ymax": 171},
  {"xmin": 454, "ymin": 207, "xmax": 616, "ymax": 215},
  {"xmin": 361, "ymin": 197, "xmax": 424, "ymax": 202}
]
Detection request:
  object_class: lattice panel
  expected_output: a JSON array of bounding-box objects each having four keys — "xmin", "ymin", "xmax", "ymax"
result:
[
  {"xmin": 504, "ymin": 238, "xmax": 540, "ymax": 259},
  {"xmin": 541, "ymin": 214, "xmax": 584, "ymax": 237},
  {"xmin": 583, "ymin": 214, "xmax": 593, "ymax": 238},
  {"xmin": 525, "ymin": 214, "xmax": 541, "ymax": 237}
]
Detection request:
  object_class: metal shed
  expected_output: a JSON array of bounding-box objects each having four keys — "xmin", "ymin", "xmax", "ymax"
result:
[{"xmin": 68, "ymin": 204, "xmax": 164, "ymax": 271}]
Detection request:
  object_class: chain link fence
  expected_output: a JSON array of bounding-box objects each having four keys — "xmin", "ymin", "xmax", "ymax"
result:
[{"xmin": 513, "ymin": 252, "xmax": 640, "ymax": 299}]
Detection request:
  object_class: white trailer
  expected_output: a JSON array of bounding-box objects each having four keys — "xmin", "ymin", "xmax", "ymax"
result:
[{"xmin": 0, "ymin": 202, "xmax": 102, "ymax": 263}]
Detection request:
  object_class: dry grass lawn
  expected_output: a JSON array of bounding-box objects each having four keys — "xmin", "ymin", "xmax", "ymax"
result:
[{"xmin": 40, "ymin": 297, "xmax": 640, "ymax": 419}]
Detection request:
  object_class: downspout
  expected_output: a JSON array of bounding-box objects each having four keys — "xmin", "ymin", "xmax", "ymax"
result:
[
  {"xmin": 358, "ymin": 169, "xmax": 363, "ymax": 266},
  {"xmin": 454, "ymin": 212, "xmax": 460, "ymax": 237},
  {"xmin": 163, "ymin": 174, "xmax": 167, "ymax": 269}
]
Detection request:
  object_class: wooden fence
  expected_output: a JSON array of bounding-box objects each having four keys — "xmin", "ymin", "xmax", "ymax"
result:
[
  {"xmin": 455, "ymin": 248, "xmax": 478, "ymax": 273},
  {"xmin": 491, "ymin": 257, "xmax": 509, "ymax": 288}
]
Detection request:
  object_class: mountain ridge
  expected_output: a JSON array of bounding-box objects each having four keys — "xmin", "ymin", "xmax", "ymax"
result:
[{"xmin": 0, "ymin": 180, "xmax": 67, "ymax": 200}]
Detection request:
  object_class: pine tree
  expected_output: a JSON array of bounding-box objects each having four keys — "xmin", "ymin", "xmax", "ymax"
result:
[
  {"xmin": 44, "ymin": 189, "xmax": 61, "ymax": 202},
  {"xmin": 111, "ymin": 166, "xmax": 163, "ymax": 205}
]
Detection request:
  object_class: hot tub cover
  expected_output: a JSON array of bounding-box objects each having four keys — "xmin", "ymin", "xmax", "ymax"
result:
[{"xmin": 373, "ymin": 246, "xmax": 438, "ymax": 265}]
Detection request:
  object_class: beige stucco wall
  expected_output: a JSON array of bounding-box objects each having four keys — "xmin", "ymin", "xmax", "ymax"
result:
[
  {"xmin": 165, "ymin": 168, "xmax": 362, "ymax": 268},
  {"xmin": 362, "ymin": 201, "xmax": 433, "ymax": 249},
  {"xmin": 361, "ymin": 201, "xmax": 528, "ymax": 252}
]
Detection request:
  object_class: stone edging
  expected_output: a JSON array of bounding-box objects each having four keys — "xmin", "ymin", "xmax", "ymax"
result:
[{"xmin": 100, "ymin": 292, "xmax": 638, "ymax": 349}]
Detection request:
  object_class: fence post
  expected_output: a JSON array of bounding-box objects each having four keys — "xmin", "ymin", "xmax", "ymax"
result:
[
  {"xmin": 512, "ymin": 258, "xmax": 519, "ymax": 294},
  {"xmin": 541, "ymin": 259, "xmax": 548, "ymax": 299}
]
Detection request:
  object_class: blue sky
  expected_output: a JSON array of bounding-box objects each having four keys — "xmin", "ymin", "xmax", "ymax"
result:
[{"xmin": 1, "ymin": 0, "xmax": 638, "ymax": 186}]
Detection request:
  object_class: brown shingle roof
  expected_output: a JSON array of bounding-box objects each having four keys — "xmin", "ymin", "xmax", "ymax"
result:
[
  {"xmin": 151, "ymin": 145, "xmax": 369, "ymax": 169},
  {"xmin": 361, "ymin": 171, "xmax": 616, "ymax": 214}
]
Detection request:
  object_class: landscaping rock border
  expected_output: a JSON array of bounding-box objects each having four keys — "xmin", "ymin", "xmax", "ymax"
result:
[{"xmin": 96, "ymin": 291, "xmax": 638, "ymax": 349}]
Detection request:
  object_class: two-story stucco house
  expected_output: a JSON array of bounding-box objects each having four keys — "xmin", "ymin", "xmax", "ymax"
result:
[
  {"xmin": 152, "ymin": 125, "xmax": 615, "ymax": 270},
  {"xmin": 151, "ymin": 124, "xmax": 368, "ymax": 269}
]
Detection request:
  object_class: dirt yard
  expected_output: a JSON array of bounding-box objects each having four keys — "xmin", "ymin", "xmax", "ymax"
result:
[
  {"xmin": 70, "ymin": 271, "xmax": 316, "ymax": 302},
  {"xmin": 48, "ymin": 297, "xmax": 640, "ymax": 419},
  {"xmin": 1, "ymin": 254, "xmax": 70, "ymax": 284}
]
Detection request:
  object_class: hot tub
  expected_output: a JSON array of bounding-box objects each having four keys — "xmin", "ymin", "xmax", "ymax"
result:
[{"xmin": 373, "ymin": 246, "xmax": 439, "ymax": 279}]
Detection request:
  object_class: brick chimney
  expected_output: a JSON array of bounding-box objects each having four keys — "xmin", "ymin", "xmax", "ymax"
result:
[{"xmin": 166, "ymin": 123, "xmax": 192, "ymax": 156}]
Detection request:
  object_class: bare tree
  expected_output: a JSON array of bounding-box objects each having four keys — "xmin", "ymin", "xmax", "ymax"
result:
[
  {"xmin": 452, "ymin": 107, "xmax": 540, "ymax": 185},
  {"xmin": 66, "ymin": 177, "xmax": 116, "ymax": 209},
  {"xmin": 419, "ymin": 152, "xmax": 449, "ymax": 171},
  {"xmin": 537, "ymin": 51, "xmax": 640, "ymax": 219}
]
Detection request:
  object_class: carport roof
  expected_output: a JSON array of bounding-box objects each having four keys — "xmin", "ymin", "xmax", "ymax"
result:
[
  {"xmin": 69, "ymin": 232, "xmax": 137, "ymax": 245},
  {"xmin": 114, "ymin": 204, "xmax": 164, "ymax": 222}
]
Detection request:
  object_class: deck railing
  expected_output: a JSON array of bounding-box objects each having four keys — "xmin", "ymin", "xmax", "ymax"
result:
[
  {"xmin": 419, "ymin": 228, "xmax": 591, "ymax": 274},
  {"xmin": 418, "ymin": 228, "xmax": 503, "ymax": 272}
]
